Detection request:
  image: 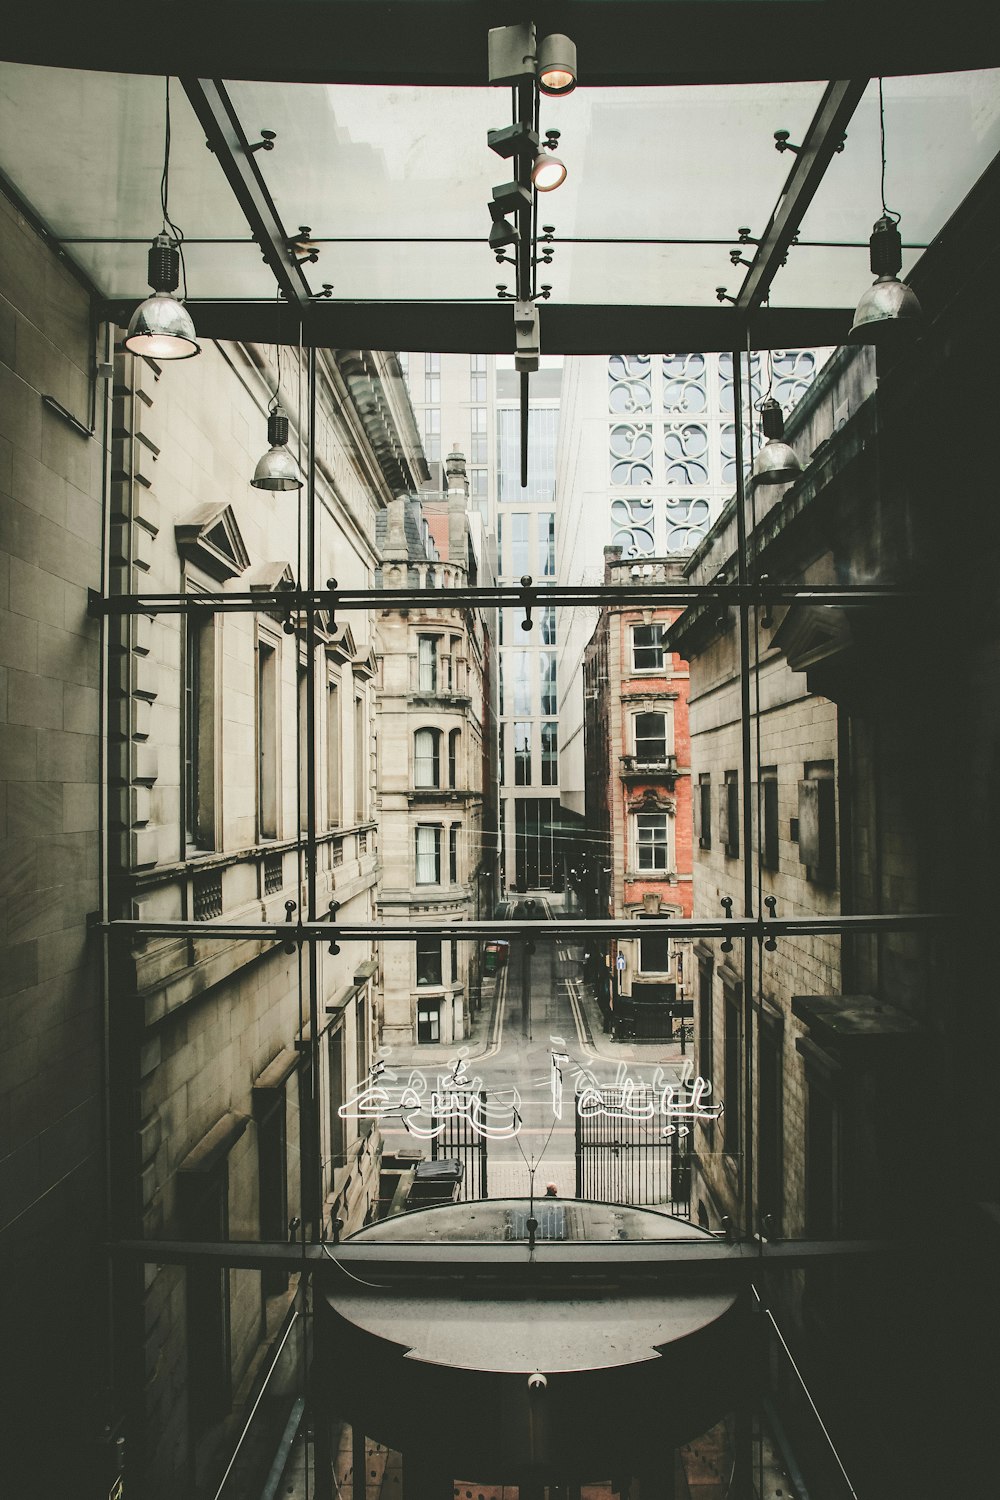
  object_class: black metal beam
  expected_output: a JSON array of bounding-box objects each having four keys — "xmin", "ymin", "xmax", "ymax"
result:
[
  {"xmin": 180, "ymin": 77, "xmax": 313, "ymax": 310},
  {"xmin": 88, "ymin": 582, "xmax": 911, "ymax": 618},
  {"xmin": 103, "ymin": 913, "xmax": 945, "ymax": 943},
  {"xmin": 737, "ymin": 78, "xmax": 869, "ymax": 315},
  {"xmin": 3, "ymin": 4, "xmax": 997, "ymax": 87},
  {"xmin": 109, "ymin": 1234, "xmax": 897, "ymax": 1276},
  {"xmin": 103, "ymin": 297, "xmax": 854, "ymax": 354}
]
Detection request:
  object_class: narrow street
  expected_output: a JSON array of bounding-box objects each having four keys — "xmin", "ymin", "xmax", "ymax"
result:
[{"xmin": 379, "ymin": 895, "xmax": 691, "ymax": 1201}]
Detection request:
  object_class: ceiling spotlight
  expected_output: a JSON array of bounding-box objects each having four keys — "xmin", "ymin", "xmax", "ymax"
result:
[
  {"xmin": 489, "ymin": 219, "xmax": 519, "ymax": 252},
  {"xmin": 487, "ymin": 122, "xmax": 539, "ymax": 160},
  {"xmin": 537, "ymin": 33, "xmax": 578, "ymax": 95},
  {"xmin": 847, "ymin": 214, "xmax": 922, "ymax": 347},
  {"xmin": 532, "ymin": 129, "xmax": 567, "ymax": 191},
  {"xmin": 251, "ymin": 403, "xmax": 302, "ymax": 491},
  {"xmin": 125, "ymin": 234, "xmax": 200, "ymax": 360},
  {"xmin": 752, "ymin": 398, "xmax": 802, "ymax": 486}
]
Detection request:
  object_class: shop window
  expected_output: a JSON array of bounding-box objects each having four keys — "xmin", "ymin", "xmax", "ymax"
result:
[
  {"xmin": 416, "ymin": 936, "xmax": 443, "ymax": 985},
  {"xmin": 417, "ymin": 1000, "xmax": 441, "ymax": 1043},
  {"xmin": 632, "ymin": 622, "xmax": 665, "ymax": 671},
  {"xmin": 414, "ymin": 727, "xmax": 441, "ymax": 787}
]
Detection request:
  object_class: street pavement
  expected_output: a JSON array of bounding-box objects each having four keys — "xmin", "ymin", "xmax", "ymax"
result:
[{"xmin": 377, "ymin": 892, "xmax": 693, "ymax": 1201}]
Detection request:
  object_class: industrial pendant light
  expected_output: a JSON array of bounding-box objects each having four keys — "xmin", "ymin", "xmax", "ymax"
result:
[
  {"xmin": 847, "ymin": 79, "xmax": 922, "ymax": 347},
  {"xmin": 125, "ymin": 234, "xmax": 200, "ymax": 360},
  {"xmin": 125, "ymin": 79, "xmax": 200, "ymax": 360},
  {"xmin": 752, "ymin": 397, "xmax": 802, "ymax": 486},
  {"xmin": 252, "ymin": 401, "xmax": 302, "ymax": 491}
]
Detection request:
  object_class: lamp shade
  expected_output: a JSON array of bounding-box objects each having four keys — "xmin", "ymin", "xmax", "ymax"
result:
[
  {"xmin": 752, "ymin": 398, "xmax": 801, "ymax": 485},
  {"xmin": 847, "ymin": 214, "xmax": 922, "ymax": 346},
  {"xmin": 251, "ymin": 406, "xmax": 302, "ymax": 491},
  {"xmin": 532, "ymin": 153, "xmax": 567, "ymax": 191},
  {"xmin": 124, "ymin": 293, "xmax": 200, "ymax": 360},
  {"xmin": 537, "ymin": 33, "xmax": 577, "ymax": 94}
]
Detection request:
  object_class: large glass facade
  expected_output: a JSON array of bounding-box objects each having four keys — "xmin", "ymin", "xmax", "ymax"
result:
[{"xmin": 2, "ymin": 38, "xmax": 998, "ymax": 1500}]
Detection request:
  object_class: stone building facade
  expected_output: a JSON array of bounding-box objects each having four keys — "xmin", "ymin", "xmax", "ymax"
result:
[
  {"xmin": 0, "ymin": 176, "xmax": 432, "ymax": 1497},
  {"xmin": 374, "ymin": 448, "xmax": 496, "ymax": 1047},
  {"xmin": 582, "ymin": 550, "xmax": 693, "ymax": 1037}
]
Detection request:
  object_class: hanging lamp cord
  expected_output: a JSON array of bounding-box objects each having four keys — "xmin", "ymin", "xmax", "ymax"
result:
[
  {"xmin": 160, "ymin": 76, "xmax": 189, "ymax": 299},
  {"xmin": 878, "ymin": 77, "xmax": 901, "ymax": 224}
]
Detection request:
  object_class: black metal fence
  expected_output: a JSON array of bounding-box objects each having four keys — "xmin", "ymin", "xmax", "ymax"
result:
[
  {"xmin": 574, "ymin": 1088, "xmax": 691, "ymax": 1214},
  {"xmin": 429, "ymin": 1091, "xmax": 489, "ymax": 1200}
]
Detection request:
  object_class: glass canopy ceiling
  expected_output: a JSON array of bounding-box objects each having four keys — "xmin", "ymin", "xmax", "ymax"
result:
[{"xmin": 0, "ymin": 59, "xmax": 997, "ymax": 336}]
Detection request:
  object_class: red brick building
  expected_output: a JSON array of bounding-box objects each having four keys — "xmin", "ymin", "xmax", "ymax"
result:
[{"xmin": 582, "ymin": 549, "xmax": 693, "ymax": 1039}]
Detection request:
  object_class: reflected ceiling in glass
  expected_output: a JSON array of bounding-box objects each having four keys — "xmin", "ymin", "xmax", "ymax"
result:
[{"xmin": 0, "ymin": 63, "xmax": 997, "ymax": 314}]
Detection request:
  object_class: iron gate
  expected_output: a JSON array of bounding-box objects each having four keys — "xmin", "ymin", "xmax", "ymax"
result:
[
  {"xmin": 574, "ymin": 1087, "xmax": 691, "ymax": 1213},
  {"xmin": 429, "ymin": 1091, "xmax": 489, "ymax": 1200}
]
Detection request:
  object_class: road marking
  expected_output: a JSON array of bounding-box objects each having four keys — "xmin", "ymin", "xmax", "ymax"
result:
[{"xmin": 564, "ymin": 978, "xmax": 599, "ymax": 1062}]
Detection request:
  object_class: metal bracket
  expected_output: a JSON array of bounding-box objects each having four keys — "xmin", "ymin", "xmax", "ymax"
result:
[
  {"xmin": 248, "ymin": 129, "xmax": 276, "ymax": 153},
  {"xmin": 283, "ymin": 899, "xmax": 299, "ymax": 954},
  {"xmin": 720, "ymin": 896, "xmax": 734, "ymax": 951},
  {"xmin": 764, "ymin": 896, "xmax": 778, "ymax": 950}
]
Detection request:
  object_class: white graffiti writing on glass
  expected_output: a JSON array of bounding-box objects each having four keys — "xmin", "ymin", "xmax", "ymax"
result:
[
  {"xmin": 548, "ymin": 1040, "xmax": 723, "ymax": 1137},
  {"xmin": 339, "ymin": 1046, "xmax": 723, "ymax": 1143},
  {"xmin": 338, "ymin": 1048, "xmax": 522, "ymax": 1141}
]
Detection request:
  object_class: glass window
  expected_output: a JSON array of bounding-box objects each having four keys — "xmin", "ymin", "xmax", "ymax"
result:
[
  {"xmin": 417, "ymin": 1001, "xmax": 440, "ymax": 1044},
  {"xmin": 722, "ymin": 770, "xmax": 739, "ymax": 858},
  {"xmin": 723, "ymin": 988, "xmax": 742, "ymax": 1156},
  {"xmin": 417, "ymin": 635, "xmax": 437, "ymax": 693},
  {"xmin": 697, "ymin": 774, "xmax": 712, "ymax": 849},
  {"xmin": 541, "ymin": 721, "xmax": 558, "ymax": 786},
  {"xmin": 470, "ymin": 354, "xmax": 486, "ymax": 402},
  {"xmin": 540, "ymin": 652, "xmax": 557, "ymax": 714},
  {"xmin": 636, "ymin": 812, "xmax": 669, "ymax": 870},
  {"xmin": 540, "ymin": 605, "xmax": 556, "ymax": 645},
  {"xmin": 634, "ymin": 711, "xmax": 667, "ymax": 762},
  {"xmin": 354, "ymin": 695, "xmax": 366, "ymax": 823},
  {"xmin": 511, "ymin": 651, "xmax": 531, "ymax": 715},
  {"xmin": 449, "ymin": 822, "xmax": 459, "ymax": 884},
  {"xmin": 414, "ymin": 728, "xmax": 440, "ymax": 787},
  {"xmin": 497, "ymin": 407, "xmax": 559, "ymax": 502},
  {"xmin": 471, "ymin": 407, "xmax": 487, "ymax": 464},
  {"xmin": 416, "ymin": 936, "xmax": 442, "ymax": 986},
  {"xmin": 761, "ymin": 768, "xmax": 779, "ymax": 870},
  {"xmin": 326, "ymin": 681, "xmax": 341, "ymax": 828},
  {"xmin": 471, "ymin": 468, "xmax": 487, "ymax": 502},
  {"xmin": 424, "ymin": 406, "xmax": 440, "ymax": 462},
  {"xmin": 184, "ymin": 608, "xmax": 215, "ymax": 850},
  {"xmin": 639, "ymin": 927, "xmax": 670, "ymax": 972},
  {"xmin": 256, "ymin": 637, "xmax": 278, "ymax": 840},
  {"xmin": 632, "ymin": 623, "xmax": 665, "ymax": 671},
  {"xmin": 514, "ymin": 722, "xmax": 531, "ymax": 785},
  {"xmin": 415, "ymin": 824, "xmax": 441, "ymax": 884},
  {"xmin": 539, "ymin": 512, "xmax": 555, "ymax": 576},
  {"xmin": 510, "ymin": 514, "xmax": 530, "ymax": 576},
  {"xmin": 448, "ymin": 728, "xmax": 460, "ymax": 787}
]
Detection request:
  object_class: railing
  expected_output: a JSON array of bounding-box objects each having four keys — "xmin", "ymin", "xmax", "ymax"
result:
[
  {"xmin": 193, "ymin": 870, "xmax": 223, "ymax": 920},
  {"xmin": 212, "ymin": 1307, "xmax": 308, "ymax": 1500}
]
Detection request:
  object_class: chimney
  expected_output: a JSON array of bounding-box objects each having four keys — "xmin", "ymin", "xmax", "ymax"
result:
[
  {"xmin": 446, "ymin": 446, "xmax": 469, "ymax": 569},
  {"xmin": 382, "ymin": 494, "xmax": 409, "ymax": 562}
]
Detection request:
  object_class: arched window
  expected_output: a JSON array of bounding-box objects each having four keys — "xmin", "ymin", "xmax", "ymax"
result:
[
  {"xmin": 414, "ymin": 728, "xmax": 440, "ymax": 787},
  {"xmin": 448, "ymin": 728, "xmax": 460, "ymax": 788}
]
